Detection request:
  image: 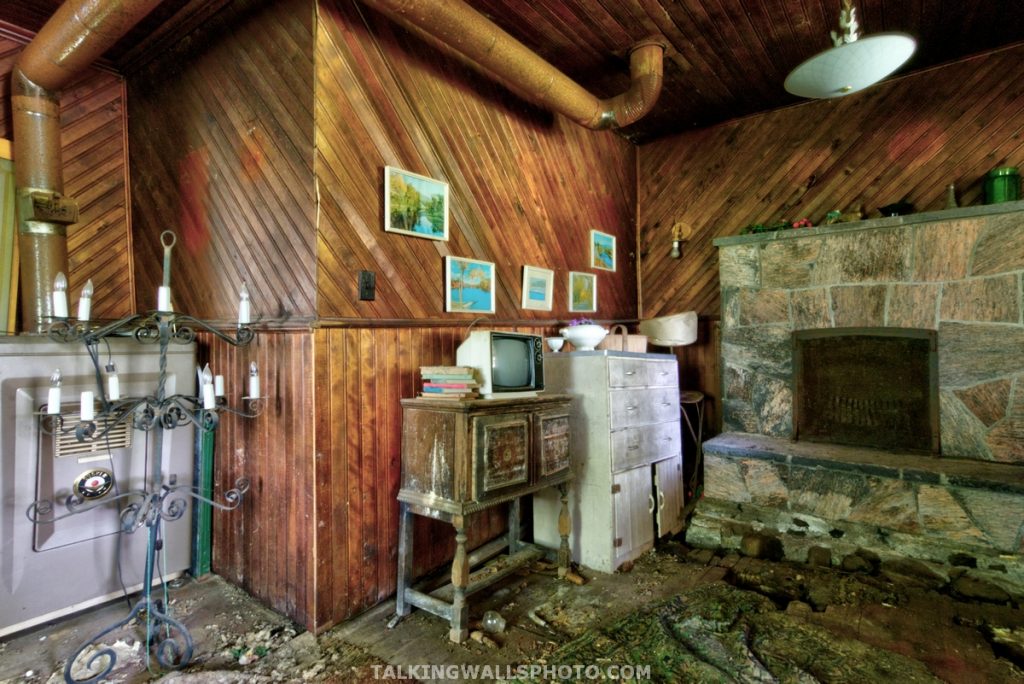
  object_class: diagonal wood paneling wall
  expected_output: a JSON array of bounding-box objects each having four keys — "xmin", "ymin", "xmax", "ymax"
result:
[
  {"xmin": 1, "ymin": 25, "xmax": 133, "ymax": 324},
  {"xmin": 638, "ymin": 44, "xmax": 1024, "ymax": 435},
  {"xmin": 126, "ymin": 0, "xmax": 638, "ymax": 634},
  {"xmin": 315, "ymin": 0, "xmax": 637, "ymax": 322},
  {"xmin": 125, "ymin": 0, "xmax": 316, "ymax": 323}
]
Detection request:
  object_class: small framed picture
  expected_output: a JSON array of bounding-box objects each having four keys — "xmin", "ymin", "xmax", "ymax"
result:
[
  {"xmin": 590, "ymin": 229, "xmax": 616, "ymax": 271},
  {"xmin": 521, "ymin": 265, "xmax": 554, "ymax": 311},
  {"xmin": 384, "ymin": 166, "xmax": 449, "ymax": 241},
  {"xmin": 445, "ymin": 256, "xmax": 496, "ymax": 313},
  {"xmin": 568, "ymin": 271, "xmax": 597, "ymax": 312}
]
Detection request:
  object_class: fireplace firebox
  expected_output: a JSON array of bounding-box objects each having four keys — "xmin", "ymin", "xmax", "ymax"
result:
[{"xmin": 792, "ymin": 328, "xmax": 939, "ymax": 453}]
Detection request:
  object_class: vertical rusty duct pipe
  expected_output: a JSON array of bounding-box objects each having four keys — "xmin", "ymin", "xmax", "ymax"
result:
[
  {"xmin": 13, "ymin": 0, "xmax": 164, "ymax": 333},
  {"xmin": 360, "ymin": 0, "xmax": 667, "ymax": 130}
]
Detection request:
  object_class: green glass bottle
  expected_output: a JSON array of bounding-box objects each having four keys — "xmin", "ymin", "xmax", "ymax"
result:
[{"xmin": 985, "ymin": 166, "xmax": 1020, "ymax": 204}]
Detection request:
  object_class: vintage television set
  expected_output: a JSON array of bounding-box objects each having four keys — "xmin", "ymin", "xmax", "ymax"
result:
[{"xmin": 455, "ymin": 330, "xmax": 545, "ymax": 398}]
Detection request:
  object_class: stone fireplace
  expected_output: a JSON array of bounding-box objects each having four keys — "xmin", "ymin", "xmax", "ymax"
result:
[{"xmin": 687, "ymin": 202, "xmax": 1024, "ymax": 592}]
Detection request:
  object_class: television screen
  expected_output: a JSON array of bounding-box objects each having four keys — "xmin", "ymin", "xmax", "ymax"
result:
[{"xmin": 492, "ymin": 336, "xmax": 532, "ymax": 389}]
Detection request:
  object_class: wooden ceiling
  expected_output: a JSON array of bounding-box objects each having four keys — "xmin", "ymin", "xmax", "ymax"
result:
[{"xmin": 2, "ymin": 0, "xmax": 1022, "ymax": 142}]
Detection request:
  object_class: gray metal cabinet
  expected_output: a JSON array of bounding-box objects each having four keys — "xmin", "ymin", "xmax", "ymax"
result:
[{"xmin": 533, "ymin": 351, "xmax": 683, "ymax": 572}]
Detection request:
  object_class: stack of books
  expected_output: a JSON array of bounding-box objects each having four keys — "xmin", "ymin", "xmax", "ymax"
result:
[{"xmin": 419, "ymin": 365, "xmax": 480, "ymax": 400}]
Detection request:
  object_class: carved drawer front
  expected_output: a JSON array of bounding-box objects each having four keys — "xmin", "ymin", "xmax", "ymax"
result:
[
  {"xmin": 472, "ymin": 413, "xmax": 530, "ymax": 500},
  {"xmin": 607, "ymin": 358, "xmax": 650, "ymax": 388},
  {"xmin": 610, "ymin": 421, "xmax": 681, "ymax": 473},
  {"xmin": 536, "ymin": 410, "xmax": 571, "ymax": 478},
  {"xmin": 609, "ymin": 388, "xmax": 680, "ymax": 429}
]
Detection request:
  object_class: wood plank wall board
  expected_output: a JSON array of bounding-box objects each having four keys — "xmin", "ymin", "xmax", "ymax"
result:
[
  {"xmin": 0, "ymin": 29, "xmax": 133, "ymax": 324},
  {"xmin": 125, "ymin": 0, "xmax": 316, "ymax": 323},
  {"xmin": 315, "ymin": 0, "xmax": 638, "ymax": 323},
  {"xmin": 638, "ymin": 45, "xmax": 1024, "ymax": 321},
  {"xmin": 205, "ymin": 330, "xmax": 317, "ymax": 629}
]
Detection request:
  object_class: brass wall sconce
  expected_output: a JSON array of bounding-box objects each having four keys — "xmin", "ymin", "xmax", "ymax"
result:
[{"xmin": 670, "ymin": 222, "xmax": 693, "ymax": 259}]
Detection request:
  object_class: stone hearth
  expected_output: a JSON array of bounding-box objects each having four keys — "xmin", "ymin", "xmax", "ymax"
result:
[{"xmin": 688, "ymin": 202, "xmax": 1024, "ymax": 591}]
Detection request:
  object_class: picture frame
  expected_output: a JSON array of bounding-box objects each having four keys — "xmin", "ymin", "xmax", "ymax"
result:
[
  {"xmin": 445, "ymin": 256, "xmax": 496, "ymax": 313},
  {"xmin": 568, "ymin": 271, "xmax": 597, "ymax": 313},
  {"xmin": 520, "ymin": 265, "xmax": 554, "ymax": 311},
  {"xmin": 590, "ymin": 229, "xmax": 616, "ymax": 271},
  {"xmin": 384, "ymin": 166, "xmax": 449, "ymax": 241}
]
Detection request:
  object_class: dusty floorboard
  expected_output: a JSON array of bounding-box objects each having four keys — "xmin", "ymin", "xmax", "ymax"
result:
[{"xmin": 1, "ymin": 544, "xmax": 1023, "ymax": 683}]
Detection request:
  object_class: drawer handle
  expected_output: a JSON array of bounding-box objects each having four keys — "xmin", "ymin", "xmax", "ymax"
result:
[
  {"xmin": 658, "ymin": 490, "xmax": 666, "ymax": 509},
  {"xmin": 626, "ymin": 405, "xmax": 638, "ymax": 411},
  {"xmin": 661, "ymin": 436, "xmax": 672, "ymax": 442},
  {"xmin": 648, "ymin": 494, "xmax": 656, "ymax": 513},
  {"xmin": 661, "ymin": 401, "xmax": 672, "ymax": 407},
  {"xmin": 627, "ymin": 444, "xmax": 640, "ymax": 451},
  {"xmin": 624, "ymin": 370, "xmax": 636, "ymax": 376},
  {"xmin": 658, "ymin": 370, "xmax": 669, "ymax": 376}
]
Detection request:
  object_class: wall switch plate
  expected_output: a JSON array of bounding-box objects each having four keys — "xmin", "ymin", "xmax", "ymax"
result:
[{"xmin": 358, "ymin": 270, "xmax": 376, "ymax": 301}]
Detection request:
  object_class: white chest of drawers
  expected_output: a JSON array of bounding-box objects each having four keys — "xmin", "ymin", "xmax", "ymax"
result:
[{"xmin": 533, "ymin": 350, "xmax": 684, "ymax": 572}]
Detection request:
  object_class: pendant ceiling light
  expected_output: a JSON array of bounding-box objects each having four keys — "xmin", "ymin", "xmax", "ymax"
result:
[{"xmin": 784, "ymin": 0, "xmax": 916, "ymax": 99}]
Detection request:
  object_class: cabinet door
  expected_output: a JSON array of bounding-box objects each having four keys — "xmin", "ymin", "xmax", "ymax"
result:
[
  {"xmin": 472, "ymin": 413, "xmax": 530, "ymax": 501},
  {"xmin": 612, "ymin": 467, "xmax": 654, "ymax": 569},
  {"xmin": 533, "ymin": 407, "xmax": 572, "ymax": 487},
  {"xmin": 655, "ymin": 455, "xmax": 684, "ymax": 537}
]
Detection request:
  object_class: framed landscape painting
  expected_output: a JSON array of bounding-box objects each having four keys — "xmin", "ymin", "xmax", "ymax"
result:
[
  {"xmin": 446, "ymin": 256, "xmax": 495, "ymax": 313},
  {"xmin": 590, "ymin": 230, "xmax": 616, "ymax": 271},
  {"xmin": 568, "ymin": 271, "xmax": 597, "ymax": 312},
  {"xmin": 384, "ymin": 166, "xmax": 449, "ymax": 241},
  {"xmin": 521, "ymin": 265, "xmax": 554, "ymax": 311}
]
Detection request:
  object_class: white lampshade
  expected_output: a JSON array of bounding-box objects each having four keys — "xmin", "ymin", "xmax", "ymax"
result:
[{"xmin": 785, "ymin": 32, "xmax": 916, "ymax": 99}]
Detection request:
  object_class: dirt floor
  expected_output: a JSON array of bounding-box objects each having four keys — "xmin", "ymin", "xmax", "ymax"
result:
[{"xmin": 2, "ymin": 542, "xmax": 1023, "ymax": 683}]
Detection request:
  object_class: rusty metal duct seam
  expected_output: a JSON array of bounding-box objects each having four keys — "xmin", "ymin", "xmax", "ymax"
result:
[
  {"xmin": 360, "ymin": 0, "xmax": 667, "ymax": 130},
  {"xmin": 12, "ymin": 0, "xmax": 164, "ymax": 333}
]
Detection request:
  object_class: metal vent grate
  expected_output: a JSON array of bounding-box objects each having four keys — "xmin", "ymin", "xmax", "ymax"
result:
[{"xmin": 54, "ymin": 412, "xmax": 133, "ymax": 458}]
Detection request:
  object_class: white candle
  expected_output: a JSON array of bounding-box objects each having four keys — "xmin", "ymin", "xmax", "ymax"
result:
[
  {"xmin": 248, "ymin": 362, "xmax": 260, "ymax": 398},
  {"xmin": 47, "ymin": 369, "xmax": 62, "ymax": 414},
  {"xmin": 214, "ymin": 375, "xmax": 225, "ymax": 397},
  {"xmin": 202, "ymin": 383, "xmax": 216, "ymax": 410},
  {"xmin": 80, "ymin": 391, "xmax": 94, "ymax": 421},
  {"xmin": 238, "ymin": 282, "xmax": 251, "ymax": 326},
  {"xmin": 47, "ymin": 387, "xmax": 61, "ymax": 414},
  {"xmin": 157, "ymin": 286, "xmax": 172, "ymax": 312},
  {"xmin": 77, "ymin": 279, "xmax": 94, "ymax": 322},
  {"xmin": 52, "ymin": 272, "xmax": 68, "ymax": 318},
  {"xmin": 107, "ymin": 373, "xmax": 120, "ymax": 401}
]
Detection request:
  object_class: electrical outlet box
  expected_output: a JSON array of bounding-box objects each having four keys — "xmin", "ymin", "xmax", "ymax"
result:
[{"xmin": 358, "ymin": 270, "xmax": 376, "ymax": 301}]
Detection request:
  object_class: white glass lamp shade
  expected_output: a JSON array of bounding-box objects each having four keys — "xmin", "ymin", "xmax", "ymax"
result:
[{"xmin": 784, "ymin": 33, "xmax": 916, "ymax": 99}]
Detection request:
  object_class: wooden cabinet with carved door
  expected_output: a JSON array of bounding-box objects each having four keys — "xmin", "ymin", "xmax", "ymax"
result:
[{"xmin": 391, "ymin": 394, "xmax": 573, "ymax": 642}]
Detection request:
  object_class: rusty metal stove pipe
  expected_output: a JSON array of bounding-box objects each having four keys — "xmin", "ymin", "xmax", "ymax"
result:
[
  {"xmin": 13, "ymin": 0, "xmax": 164, "ymax": 333},
  {"xmin": 360, "ymin": 0, "xmax": 667, "ymax": 130}
]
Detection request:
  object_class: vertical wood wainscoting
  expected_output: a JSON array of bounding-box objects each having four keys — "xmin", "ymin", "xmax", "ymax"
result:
[{"xmin": 205, "ymin": 324, "xmax": 556, "ymax": 633}]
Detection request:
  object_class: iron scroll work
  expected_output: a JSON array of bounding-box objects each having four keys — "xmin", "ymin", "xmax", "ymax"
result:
[{"xmin": 28, "ymin": 231, "xmax": 261, "ymax": 683}]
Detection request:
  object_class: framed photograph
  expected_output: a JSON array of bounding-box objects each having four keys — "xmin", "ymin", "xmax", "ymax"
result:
[
  {"xmin": 568, "ymin": 271, "xmax": 597, "ymax": 313},
  {"xmin": 521, "ymin": 265, "xmax": 554, "ymax": 311},
  {"xmin": 445, "ymin": 256, "xmax": 496, "ymax": 313},
  {"xmin": 384, "ymin": 166, "xmax": 449, "ymax": 241},
  {"xmin": 590, "ymin": 229, "xmax": 616, "ymax": 271}
]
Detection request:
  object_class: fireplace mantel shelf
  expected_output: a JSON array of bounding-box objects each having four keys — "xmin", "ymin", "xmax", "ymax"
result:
[
  {"xmin": 713, "ymin": 199, "xmax": 1024, "ymax": 248},
  {"xmin": 706, "ymin": 433, "xmax": 1024, "ymax": 496}
]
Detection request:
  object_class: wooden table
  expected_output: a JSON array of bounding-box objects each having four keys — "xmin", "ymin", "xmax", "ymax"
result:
[{"xmin": 389, "ymin": 394, "xmax": 573, "ymax": 642}]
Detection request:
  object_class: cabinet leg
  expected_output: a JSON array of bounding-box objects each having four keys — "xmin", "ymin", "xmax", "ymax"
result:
[
  {"xmin": 508, "ymin": 497, "xmax": 522, "ymax": 555},
  {"xmin": 557, "ymin": 482, "xmax": 571, "ymax": 578},
  {"xmin": 449, "ymin": 515, "xmax": 469, "ymax": 642},
  {"xmin": 394, "ymin": 502, "xmax": 413, "ymax": 620}
]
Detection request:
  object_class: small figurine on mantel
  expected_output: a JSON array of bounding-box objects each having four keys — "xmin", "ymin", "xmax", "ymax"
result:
[{"xmin": 823, "ymin": 203, "xmax": 864, "ymax": 225}]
